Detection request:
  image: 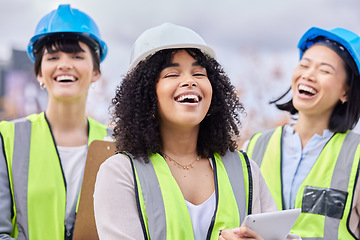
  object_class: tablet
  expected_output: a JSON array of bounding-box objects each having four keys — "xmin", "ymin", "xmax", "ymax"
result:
[{"xmin": 243, "ymin": 208, "xmax": 301, "ymax": 240}]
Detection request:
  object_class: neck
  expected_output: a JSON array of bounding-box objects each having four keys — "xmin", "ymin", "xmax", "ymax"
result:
[
  {"xmin": 45, "ymin": 99, "xmax": 88, "ymax": 146},
  {"xmin": 294, "ymin": 112, "xmax": 330, "ymax": 148},
  {"xmin": 159, "ymin": 124, "xmax": 199, "ymax": 159}
]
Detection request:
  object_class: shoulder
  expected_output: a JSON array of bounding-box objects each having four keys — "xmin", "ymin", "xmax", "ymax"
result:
[
  {"xmin": 0, "ymin": 114, "xmax": 43, "ymax": 138},
  {"xmin": 0, "ymin": 120, "xmax": 13, "ymax": 132},
  {"xmin": 346, "ymin": 130, "xmax": 360, "ymax": 141},
  {"xmin": 96, "ymin": 153, "xmax": 138, "ymax": 192},
  {"xmin": 98, "ymin": 153, "xmax": 133, "ymax": 178},
  {"xmin": 333, "ymin": 130, "xmax": 360, "ymax": 149}
]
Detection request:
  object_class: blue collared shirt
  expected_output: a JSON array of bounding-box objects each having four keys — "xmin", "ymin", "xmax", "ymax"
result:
[{"xmin": 282, "ymin": 125, "xmax": 333, "ymax": 209}]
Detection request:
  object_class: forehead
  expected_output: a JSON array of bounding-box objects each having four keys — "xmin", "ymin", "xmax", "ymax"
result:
[
  {"xmin": 303, "ymin": 45, "xmax": 345, "ymax": 64},
  {"xmin": 44, "ymin": 40, "xmax": 90, "ymax": 54}
]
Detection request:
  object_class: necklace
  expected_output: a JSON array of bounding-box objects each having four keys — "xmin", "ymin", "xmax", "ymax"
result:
[{"xmin": 161, "ymin": 152, "xmax": 201, "ymax": 170}]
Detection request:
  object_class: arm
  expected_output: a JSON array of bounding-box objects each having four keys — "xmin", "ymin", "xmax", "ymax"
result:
[
  {"xmin": 349, "ymin": 172, "xmax": 360, "ymax": 238},
  {"xmin": 0, "ymin": 134, "xmax": 16, "ymax": 239},
  {"xmin": 249, "ymin": 159, "xmax": 278, "ymax": 214},
  {"xmin": 93, "ymin": 154, "xmax": 144, "ymax": 240}
]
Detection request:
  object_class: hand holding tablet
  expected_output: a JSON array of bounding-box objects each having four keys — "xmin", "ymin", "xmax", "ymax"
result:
[{"xmin": 242, "ymin": 208, "xmax": 301, "ymax": 240}]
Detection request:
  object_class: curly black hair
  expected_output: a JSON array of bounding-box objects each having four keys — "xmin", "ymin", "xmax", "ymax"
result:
[{"xmin": 111, "ymin": 48, "xmax": 245, "ymax": 161}]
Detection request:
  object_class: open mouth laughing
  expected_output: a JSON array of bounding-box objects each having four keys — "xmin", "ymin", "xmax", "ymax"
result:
[
  {"xmin": 174, "ymin": 93, "xmax": 202, "ymax": 103},
  {"xmin": 298, "ymin": 84, "xmax": 317, "ymax": 96},
  {"xmin": 55, "ymin": 75, "xmax": 77, "ymax": 82}
]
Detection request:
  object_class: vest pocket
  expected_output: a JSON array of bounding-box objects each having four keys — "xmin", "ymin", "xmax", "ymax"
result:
[{"xmin": 301, "ymin": 185, "xmax": 348, "ymax": 219}]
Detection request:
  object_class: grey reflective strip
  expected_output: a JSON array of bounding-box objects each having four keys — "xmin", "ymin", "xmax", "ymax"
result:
[
  {"xmin": 221, "ymin": 151, "xmax": 247, "ymax": 223},
  {"xmin": 323, "ymin": 131, "xmax": 360, "ymax": 239},
  {"xmin": 251, "ymin": 129, "xmax": 276, "ymax": 166},
  {"xmin": 133, "ymin": 157, "xmax": 166, "ymax": 240},
  {"xmin": 12, "ymin": 118, "xmax": 32, "ymax": 240},
  {"xmin": 0, "ymin": 134, "xmax": 14, "ymax": 237}
]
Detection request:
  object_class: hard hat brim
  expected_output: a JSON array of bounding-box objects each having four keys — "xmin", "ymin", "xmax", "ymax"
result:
[
  {"xmin": 27, "ymin": 32, "xmax": 107, "ymax": 63},
  {"xmin": 129, "ymin": 43, "xmax": 216, "ymax": 71},
  {"xmin": 298, "ymin": 27, "xmax": 360, "ymax": 75}
]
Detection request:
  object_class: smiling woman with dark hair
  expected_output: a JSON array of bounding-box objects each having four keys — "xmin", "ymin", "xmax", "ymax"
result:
[
  {"xmin": 111, "ymin": 47, "xmax": 242, "ymax": 161},
  {"xmin": 0, "ymin": 5, "xmax": 112, "ymax": 240},
  {"xmin": 246, "ymin": 27, "xmax": 360, "ymax": 239},
  {"xmin": 93, "ymin": 23, "xmax": 300, "ymax": 240}
]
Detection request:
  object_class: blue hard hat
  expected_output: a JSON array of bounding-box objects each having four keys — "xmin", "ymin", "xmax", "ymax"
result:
[
  {"xmin": 27, "ymin": 4, "xmax": 107, "ymax": 62},
  {"xmin": 298, "ymin": 27, "xmax": 360, "ymax": 75}
]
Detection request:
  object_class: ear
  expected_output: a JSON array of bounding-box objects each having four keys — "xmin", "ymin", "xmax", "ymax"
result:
[
  {"xmin": 340, "ymin": 95, "xmax": 348, "ymax": 104},
  {"xmin": 340, "ymin": 85, "xmax": 349, "ymax": 103},
  {"xmin": 91, "ymin": 70, "xmax": 101, "ymax": 83},
  {"xmin": 36, "ymin": 72, "xmax": 44, "ymax": 84}
]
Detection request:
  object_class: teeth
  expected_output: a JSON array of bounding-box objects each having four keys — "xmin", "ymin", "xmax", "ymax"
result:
[
  {"xmin": 176, "ymin": 94, "xmax": 199, "ymax": 102},
  {"xmin": 56, "ymin": 75, "xmax": 76, "ymax": 82},
  {"xmin": 299, "ymin": 84, "xmax": 316, "ymax": 94}
]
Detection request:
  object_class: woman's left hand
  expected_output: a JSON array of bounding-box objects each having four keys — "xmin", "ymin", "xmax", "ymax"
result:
[{"xmin": 218, "ymin": 226, "xmax": 264, "ymax": 240}]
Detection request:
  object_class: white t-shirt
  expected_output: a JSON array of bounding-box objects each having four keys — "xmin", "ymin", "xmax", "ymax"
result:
[
  {"xmin": 186, "ymin": 192, "xmax": 215, "ymax": 240},
  {"xmin": 58, "ymin": 145, "xmax": 87, "ymax": 232}
]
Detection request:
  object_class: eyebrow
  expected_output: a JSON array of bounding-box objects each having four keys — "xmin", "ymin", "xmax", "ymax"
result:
[
  {"xmin": 302, "ymin": 57, "xmax": 336, "ymax": 71},
  {"xmin": 164, "ymin": 62, "xmax": 201, "ymax": 69}
]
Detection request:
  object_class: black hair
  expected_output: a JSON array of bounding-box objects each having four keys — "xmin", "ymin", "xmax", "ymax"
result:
[
  {"xmin": 111, "ymin": 48, "xmax": 245, "ymax": 161},
  {"xmin": 271, "ymin": 45, "xmax": 360, "ymax": 133},
  {"xmin": 34, "ymin": 38, "xmax": 101, "ymax": 76}
]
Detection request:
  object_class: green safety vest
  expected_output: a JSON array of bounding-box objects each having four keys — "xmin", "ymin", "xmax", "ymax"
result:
[
  {"xmin": 125, "ymin": 150, "xmax": 253, "ymax": 240},
  {"xmin": 247, "ymin": 126, "xmax": 360, "ymax": 239},
  {"xmin": 0, "ymin": 112, "xmax": 112, "ymax": 240}
]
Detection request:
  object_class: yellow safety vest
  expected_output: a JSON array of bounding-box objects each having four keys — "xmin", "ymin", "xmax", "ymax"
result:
[
  {"xmin": 126, "ymin": 150, "xmax": 252, "ymax": 240},
  {"xmin": 0, "ymin": 112, "xmax": 112, "ymax": 240},
  {"xmin": 247, "ymin": 126, "xmax": 360, "ymax": 239}
]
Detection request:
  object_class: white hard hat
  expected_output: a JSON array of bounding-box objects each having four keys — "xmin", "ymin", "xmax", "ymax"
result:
[{"xmin": 129, "ymin": 22, "xmax": 216, "ymax": 70}]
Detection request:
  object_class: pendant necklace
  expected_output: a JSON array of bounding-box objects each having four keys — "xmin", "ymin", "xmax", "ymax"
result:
[{"xmin": 161, "ymin": 152, "xmax": 201, "ymax": 170}]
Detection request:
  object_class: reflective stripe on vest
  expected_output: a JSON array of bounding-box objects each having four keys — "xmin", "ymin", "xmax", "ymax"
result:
[
  {"xmin": 13, "ymin": 118, "xmax": 31, "ymax": 239},
  {"xmin": 130, "ymin": 150, "xmax": 252, "ymax": 240},
  {"xmin": 247, "ymin": 127, "xmax": 360, "ymax": 239},
  {"xmin": 3, "ymin": 113, "xmax": 111, "ymax": 240},
  {"xmin": 247, "ymin": 127, "xmax": 283, "ymax": 210},
  {"xmin": 248, "ymin": 128, "xmax": 277, "ymax": 167}
]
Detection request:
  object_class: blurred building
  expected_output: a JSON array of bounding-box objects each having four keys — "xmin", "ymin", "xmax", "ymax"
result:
[{"xmin": 0, "ymin": 49, "xmax": 46, "ymax": 121}]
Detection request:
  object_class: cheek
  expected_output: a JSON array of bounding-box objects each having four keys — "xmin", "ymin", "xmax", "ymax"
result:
[
  {"xmin": 291, "ymin": 68, "xmax": 301, "ymax": 82},
  {"xmin": 201, "ymin": 80, "xmax": 213, "ymax": 96},
  {"xmin": 155, "ymin": 82, "xmax": 171, "ymax": 106},
  {"xmin": 290, "ymin": 70, "xmax": 302, "ymax": 90}
]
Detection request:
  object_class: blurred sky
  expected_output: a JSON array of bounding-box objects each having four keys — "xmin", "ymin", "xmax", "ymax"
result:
[{"xmin": 1, "ymin": 0, "xmax": 360, "ymax": 139}]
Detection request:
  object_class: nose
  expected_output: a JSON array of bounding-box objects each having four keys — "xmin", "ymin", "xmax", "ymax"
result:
[
  {"xmin": 301, "ymin": 73, "xmax": 315, "ymax": 81},
  {"xmin": 180, "ymin": 77, "xmax": 197, "ymax": 88},
  {"xmin": 57, "ymin": 59, "xmax": 73, "ymax": 70}
]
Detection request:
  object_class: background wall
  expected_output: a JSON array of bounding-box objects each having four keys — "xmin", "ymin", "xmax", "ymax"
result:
[{"xmin": 1, "ymin": 0, "xmax": 359, "ymax": 145}]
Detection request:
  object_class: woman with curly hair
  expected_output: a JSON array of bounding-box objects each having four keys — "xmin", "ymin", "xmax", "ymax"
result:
[{"xmin": 94, "ymin": 23, "xmax": 298, "ymax": 240}]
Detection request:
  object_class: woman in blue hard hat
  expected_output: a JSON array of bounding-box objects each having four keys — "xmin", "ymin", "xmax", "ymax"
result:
[
  {"xmin": 245, "ymin": 27, "xmax": 360, "ymax": 239},
  {"xmin": 0, "ymin": 4, "xmax": 112, "ymax": 240},
  {"xmin": 93, "ymin": 23, "xmax": 300, "ymax": 240}
]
